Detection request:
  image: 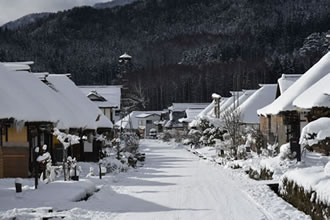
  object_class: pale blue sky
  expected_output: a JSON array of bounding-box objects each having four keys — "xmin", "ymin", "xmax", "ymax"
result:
[{"xmin": 0, "ymin": 0, "xmax": 109, "ymax": 26}]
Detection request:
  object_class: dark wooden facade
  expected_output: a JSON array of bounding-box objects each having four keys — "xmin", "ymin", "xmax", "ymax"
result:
[{"xmin": 260, "ymin": 111, "xmax": 301, "ymax": 147}]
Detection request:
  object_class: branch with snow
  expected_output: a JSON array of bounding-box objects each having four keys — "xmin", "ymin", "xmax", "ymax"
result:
[{"xmin": 53, "ymin": 128, "xmax": 81, "ymax": 149}]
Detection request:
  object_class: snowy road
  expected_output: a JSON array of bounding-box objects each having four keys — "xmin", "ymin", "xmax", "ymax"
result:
[
  {"xmin": 0, "ymin": 140, "xmax": 310, "ymax": 219},
  {"xmin": 77, "ymin": 140, "xmax": 269, "ymax": 220}
]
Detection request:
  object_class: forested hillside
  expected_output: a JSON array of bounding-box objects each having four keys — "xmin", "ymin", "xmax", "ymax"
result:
[{"xmin": 0, "ymin": 0, "xmax": 329, "ymax": 110}]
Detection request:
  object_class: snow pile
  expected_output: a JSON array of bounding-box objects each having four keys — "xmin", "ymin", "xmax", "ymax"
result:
[
  {"xmin": 300, "ymin": 117, "xmax": 330, "ymax": 146},
  {"xmin": 0, "ymin": 178, "xmax": 97, "ymax": 211},
  {"xmin": 281, "ymin": 166, "xmax": 330, "ymax": 205}
]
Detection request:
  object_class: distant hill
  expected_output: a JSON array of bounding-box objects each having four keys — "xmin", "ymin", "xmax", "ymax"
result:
[
  {"xmin": 1, "ymin": 13, "xmax": 52, "ymax": 30},
  {"xmin": 0, "ymin": 0, "xmax": 329, "ymax": 110}
]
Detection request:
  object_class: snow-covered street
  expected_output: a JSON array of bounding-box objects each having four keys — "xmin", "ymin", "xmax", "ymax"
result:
[{"xmin": 0, "ymin": 140, "xmax": 310, "ymax": 219}]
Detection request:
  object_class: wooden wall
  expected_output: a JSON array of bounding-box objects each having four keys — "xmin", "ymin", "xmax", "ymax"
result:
[
  {"xmin": 1, "ymin": 126, "xmax": 29, "ymax": 178},
  {"xmin": 0, "ymin": 148, "xmax": 3, "ymax": 178},
  {"xmin": 1, "ymin": 147, "xmax": 29, "ymax": 178}
]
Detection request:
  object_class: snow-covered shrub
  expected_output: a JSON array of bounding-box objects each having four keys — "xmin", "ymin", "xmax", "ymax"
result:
[
  {"xmin": 102, "ymin": 157, "xmax": 128, "ymax": 173},
  {"xmin": 279, "ymin": 143, "xmax": 291, "ymax": 160},
  {"xmin": 198, "ymin": 119, "xmax": 225, "ymax": 147},
  {"xmin": 248, "ymin": 167, "xmax": 273, "ymax": 180},
  {"xmin": 280, "ymin": 176, "xmax": 330, "ymax": 220},
  {"xmin": 300, "ymin": 117, "xmax": 330, "ymax": 155},
  {"xmin": 160, "ymin": 129, "xmax": 187, "ymax": 143}
]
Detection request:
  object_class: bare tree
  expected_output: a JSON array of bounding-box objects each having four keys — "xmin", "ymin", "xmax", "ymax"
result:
[{"xmin": 221, "ymin": 107, "xmax": 242, "ymax": 157}]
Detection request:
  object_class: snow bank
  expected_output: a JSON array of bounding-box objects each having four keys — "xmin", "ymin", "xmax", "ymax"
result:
[
  {"xmin": 0, "ymin": 178, "xmax": 97, "ymax": 211},
  {"xmin": 281, "ymin": 166, "xmax": 330, "ymax": 205},
  {"xmin": 300, "ymin": 117, "xmax": 330, "ymax": 146}
]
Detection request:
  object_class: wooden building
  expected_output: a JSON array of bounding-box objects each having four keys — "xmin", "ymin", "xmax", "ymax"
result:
[
  {"xmin": 0, "ymin": 63, "xmax": 113, "ymax": 178},
  {"xmin": 258, "ymin": 52, "xmax": 330, "ymax": 146}
]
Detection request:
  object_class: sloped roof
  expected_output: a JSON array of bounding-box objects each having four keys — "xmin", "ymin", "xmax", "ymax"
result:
[
  {"xmin": 46, "ymin": 75, "xmax": 113, "ymax": 129},
  {"xmin": 293, "ymin": 73, "xmax": 330, "ymax": 109},
  {"xmin": 236, "ymin": 84, "xmax": 277, "ymax": 124},
  {"xmin": 0, "ymin": 64, "xmax": 56, "ymax": 122},
  {"xmin": 79, "ymin": 86, "xmax": 121, "ymax": 108},
  {"xmin": 135, "ymin": 112, "xmax": 161, "ymax": 118},
  {"xmin": 115, "ymin": 111, "xmax": 162, "ymax": 129},
  {"xmin": 258, "ymin": 52, "xmax": 330, "ymax": 115},
  {"xmin": 119, "ymin": 52, "xmax": 132, "ymax": 59},
  {"xmin": 179, "ymin": 108, "xmax": 205, "ymax": 123},
  {"xmin": 278, "ymin": 74, "xmax": 302, "ymax": 95},
  {"xmin": 168, "ymin": 103, "xmax": 209, "ymax": 112},
  {"xmin": 1, "ymin": 61, "xmax": 33, "ymax": 71},
  {"xmin": 221, "ymin": 90, "xmax": 256, "ymax": 117}
]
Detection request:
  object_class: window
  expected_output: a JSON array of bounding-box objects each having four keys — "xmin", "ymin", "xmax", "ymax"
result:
[{"xmin": 146, "ymin": 120, "xmax": 152, "ymax": 124}]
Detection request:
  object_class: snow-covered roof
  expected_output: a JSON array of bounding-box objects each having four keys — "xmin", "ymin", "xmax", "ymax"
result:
[
  {"xmin": 115, "ymin": 111, "xmax": 162, "ymax": 129},
  {"xmin": 277, "ymin": 74, "xmax": 302, "ymax": 95},
  {"xmin": 189, "ymin": 97, "xmax": 229, "ymax": 128},
  {"xmin": 179, "ymin": 108, "xmax": 204, "ymax": 123},
  {"xmin": 258, "ymin": 52, "xmax": 330, "ymax": 115},
  {"xmin": 219, "ymin": 92, "xmax": 244, "ymax": 113},
  {"xmin": 293, "ymin": 73, "xmax": 330, "ymax": 109},
  {"xmin": 46, "ymin": 75, "xmax": 113, "ymax": 129},
  {"xmin": 79, "ymin": 86, "xmax": 121, "ymax": 109},
  {"xmin": 0, "ymin": 64, "xmax": 61, "ymax": 123},
  {"xmin": 1, "ymin": 61, "xmax": 34, "ymax": 71},
  {"xmin": 119, "ymin": 52, "xmax": 132, "ymax": 59},
  {"xmin": 135, "ymin": 113, "xmax": 161, "ymax": 118},
  {"xmin": 168, "ymin": 103, "xmax": 210, "ymax": 112},
  {"xmin": 236, "ymin": 84, "xmax": 277, "ymax": 124},
  {"xmin": 221, "ymin": 90, "xmax": 256, "ymax": 117},
  {"xmin": 33, "ymin": 72, "xmax": 49, "ymax": 80},
  {"xmin": 0, "ymin": 64, "xmax": 103, "ymax": 130}
]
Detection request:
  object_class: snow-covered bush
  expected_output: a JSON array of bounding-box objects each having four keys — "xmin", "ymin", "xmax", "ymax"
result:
[
  {"xmin": 102, "ymin": 156, "xmax": 128, "ymax": 173},
  {"xmin": 160, "ymin": 129, "xmax": 187, "ymax": 143},
  {"xmin": 299, "ymin": 118, "xmax": 330, "ymax": 155}
]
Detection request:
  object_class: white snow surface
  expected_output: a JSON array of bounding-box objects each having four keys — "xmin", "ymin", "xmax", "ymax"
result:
[
  {"xmin": 281, "ymin": 166, "xmax": 330, "ymax": 205},
  {"xmin": 0, "ymin": 140, "xmax": 310, "ymax": 220},
  {"xmin": 237, "ymin": 84, "xmax": 277, "ymax": 124},
  {"xmin": 221, "ymin": 90, "xmax": 256, "ymax": 117},
  {"xmin": 0, "ymin": 64, "xmax": 75, "ymax": 125},
  {"xmin": 168, "ymin": 103, "xmax": 209, "ymax": 112},
  {"xmin": 294, "ymin": 73, "xmax": 330, "ymax": 109},
  {"xmin": 277, "ymin": 74, "xmax": 302, "ymax": 95},
  {"xmin": 258, "ymin": 52, "xmax": 330, "ymax": 115},
  {"xmin": 47, "ymin": 75, "xmax": 113, "ymax": 129},
  {"xmin": 300, "ymin": 117, "xmax": 330, "ymax": 146},
  {"xmin": 79, "ymin": 85, "xmax": 121, "ymax": 108},
  {"xmin": 116, "ymin": 111, "xmax": 162, "ymax": 129}
]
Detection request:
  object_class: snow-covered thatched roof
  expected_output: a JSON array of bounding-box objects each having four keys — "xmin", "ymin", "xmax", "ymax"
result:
[
  {"xmin": 236, "ymin": 84, "xmax": 277, "ymax": 124},
  {"xmin": 277, "ymin": 74, "xmax": 302, "ymax": 95},
  {"xmin": 79, "ymin": 85, "xmax": 121, "ymax": 109},
  {"xmin": 0, "ymin": 64, "xmax": 59, "ymax": 123},
  {"xmin": 1, "ymin": 61, "xmax": 34, "ymax": 71},
  {"xmin": 47, "ymin": 75, "xmax": 113, "ymax": 129},
  {"xmin": 168, "ymin": 103, "xmax": 209, "ymax": 112},
  {"xmin": 179, "ymin": 108, "xmax": 205, "ymax": 123},
  {"xmin": 135, "ymin": 112, "xmax": 161, "ymax": 118},
  {"xmin": 115, "ymin": 111, "xmax": 162, "ymax": 129},
  {"xmin": 119, "ymin": 52, "xmax": 132, "ymax": 59},
  {"xmin": 293, "ymin": 73, "xmax": 330, "ymax": 109},
  {"xmin": 258, "ymin": 52, "xmax": 330, "ymax": 116},
  {"xmin": 220, "ymin": 90, "xmax": 256, "ymax": 117}
]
